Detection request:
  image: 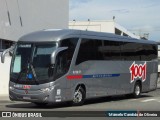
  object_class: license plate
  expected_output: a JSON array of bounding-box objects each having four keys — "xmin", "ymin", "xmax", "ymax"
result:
[
  {"xmin": 23, "ymin": 85, "xmax": 31, "ymax": 89},
  {"xmin": 23, "ymin": 96, "xmax": 31, "ymax": 100}
]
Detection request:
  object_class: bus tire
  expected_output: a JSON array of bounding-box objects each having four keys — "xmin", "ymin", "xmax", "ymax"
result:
[
  {"xmin": 72, "ymin": 87, "xmax": 85, "ymax": 106},
  {"xmin": 132, "ymin": 82, "xmax": 141, "ymax": 98}
]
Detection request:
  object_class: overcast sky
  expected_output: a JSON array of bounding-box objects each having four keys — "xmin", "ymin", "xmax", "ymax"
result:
[{"xmin": 70, "ymin": 0, "xmax": 160, "ymax": 41}]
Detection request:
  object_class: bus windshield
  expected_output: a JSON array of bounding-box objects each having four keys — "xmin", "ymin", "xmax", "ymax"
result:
[{"xmin": 10, "ymin": 43, "xmax": 57, "ymax": 84}]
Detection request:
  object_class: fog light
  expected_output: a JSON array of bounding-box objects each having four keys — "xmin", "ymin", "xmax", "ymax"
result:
[{"xmin": 43, "ymin": 96, "xmax": 49, "ymax": 101}]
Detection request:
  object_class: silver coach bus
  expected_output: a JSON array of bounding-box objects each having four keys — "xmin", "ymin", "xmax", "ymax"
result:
[{"xmin": 1, "ymin": 29, "xmax": 158, "ymax": 106}]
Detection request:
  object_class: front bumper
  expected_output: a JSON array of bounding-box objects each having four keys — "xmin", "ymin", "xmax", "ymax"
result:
[{"xmin": 9, "ymin": 88, "xmax": 56, "ymax": 103}]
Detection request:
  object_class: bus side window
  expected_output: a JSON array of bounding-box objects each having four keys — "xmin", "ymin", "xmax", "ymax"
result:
[
  {"xmin": 54, "ymin": 50, "xmax": 68, "ymax": 77},
  {"xmin": 54, "ymin": 38, "xmax": 78, "ymax": 80}
]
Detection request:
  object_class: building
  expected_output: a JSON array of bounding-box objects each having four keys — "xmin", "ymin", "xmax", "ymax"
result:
[
  {"xmin": 0, "ymin": 0, "xmax": 69, "ymax": 51},
  {"xmin": 0, "ymin": 0, "xmax": 69, "ymax": 95},
  {"xmin": 69, "ymin": 20, "xmax": 140, "ymax": 39}
]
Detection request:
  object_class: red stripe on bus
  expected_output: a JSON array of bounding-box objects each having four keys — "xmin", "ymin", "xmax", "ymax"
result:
[{"xmin": 66, "ymin": 75, "xmax": 83, "ymax": 80}]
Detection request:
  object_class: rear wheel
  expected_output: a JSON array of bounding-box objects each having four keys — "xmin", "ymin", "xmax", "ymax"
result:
[
  {"xmin": 132, "ymin": 82, "xmax": 141, "ymax": 98},
  {"xmin": 72, "ymin": 87, "xmax": 85, "ymax": 106}
]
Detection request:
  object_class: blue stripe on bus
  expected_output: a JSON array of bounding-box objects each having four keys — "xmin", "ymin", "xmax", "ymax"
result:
[
  {"xmin": 66, "ymin": 74, "xmax": 120, "ymax": 80},
  {"xmin": 83, "ymin": 74, "xmax": 120, "ymax": 79}
]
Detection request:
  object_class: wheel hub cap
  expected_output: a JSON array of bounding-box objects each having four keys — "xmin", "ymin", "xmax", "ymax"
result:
[
  {"xmin": 135, "ymin": 86, "xmax": 140, "ymax": 95},
  {"xmin": 73, "ymin": 91, "xmax": 82, "ymax": 103}
]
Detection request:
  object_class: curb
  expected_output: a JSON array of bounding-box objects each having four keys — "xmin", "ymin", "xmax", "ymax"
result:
[{"xmin": 0, "ymin": 95, "xmax": 9, "ymax": 101}]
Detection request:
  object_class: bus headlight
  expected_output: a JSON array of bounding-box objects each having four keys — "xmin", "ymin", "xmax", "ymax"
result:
[
  {"xmin": 41, "ymin": 88, "xmax": 51, "ymax": 93},
  {"xmin": 41, "ymin": 88, "xmax": 50, "ymax": 92},
  {"xmin": 40, "ymin": 86, "xmax": 55, "ymax": 93},
  {"xmin": 9, "ymin": 86, "xmax": 15, "ymax": 91}
]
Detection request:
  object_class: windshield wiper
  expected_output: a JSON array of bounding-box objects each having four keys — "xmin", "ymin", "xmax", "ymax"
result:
[
  {"xmin": 16, "ymin": 66, "xmax": 27, "ymax": 83},
  {"xmin": 30, "ymin": 63, "xmax": 39, "ymax": 85}
]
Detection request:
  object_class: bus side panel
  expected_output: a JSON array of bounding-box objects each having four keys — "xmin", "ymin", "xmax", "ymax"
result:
[
  {"xmin": 70, "ymin": 61, "xmax": 134, "ymax": 98},
  {"xmin": 69, "ymin": 60, "xmax": 157, "ymax": 99}
]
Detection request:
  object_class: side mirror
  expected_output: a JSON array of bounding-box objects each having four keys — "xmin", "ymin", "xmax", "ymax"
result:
[
  {"xmin": 1, "ymin": 48, "xmax": 11, "ymax": 63},
  {"xmin": 51, "ymin": 47, "xmax": 68, "ymax": 64},
  {"xmin": 1, "ymin": 44, "xmax": 15, "ymax": 63}
]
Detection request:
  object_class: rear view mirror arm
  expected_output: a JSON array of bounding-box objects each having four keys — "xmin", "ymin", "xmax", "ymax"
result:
[{"xmin": 51, "ymin": 47, "xmax": 68, "ymax": 65}]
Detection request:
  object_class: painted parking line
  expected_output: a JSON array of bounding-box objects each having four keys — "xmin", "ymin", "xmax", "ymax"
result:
[{"xmin": 141, "ymin": 99, "xmax": 156, "ymax": 102}]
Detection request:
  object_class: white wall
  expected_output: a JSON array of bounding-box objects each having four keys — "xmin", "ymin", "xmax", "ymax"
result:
[
  {"xmin": 0, "ymin": 55, "xmax": 11, "ymax": 95},
  {"xmin": 69, "ymin": 20, "xmax": 140, "ymax": 39},
  {"xmin": 158, "ymin": 50, "xmax": 160, "ymax": 73},
  {"xmin": 0, "ymin": 0, "xmax": 69, "ymax": 41},
  {"xmin": 69, "ymin": 20, "xmax": 115, "ymax": 33}
]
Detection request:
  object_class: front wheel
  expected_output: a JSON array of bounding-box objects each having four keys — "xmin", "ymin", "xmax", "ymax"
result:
[{"xmin": 72, "ymin": 87, "xmax": 85, "ymax": 106}]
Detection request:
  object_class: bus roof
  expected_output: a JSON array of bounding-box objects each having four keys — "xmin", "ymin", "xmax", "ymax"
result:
[{"xmin": 19, "ymin": 29, "xmax": 157, "ymax": 44}]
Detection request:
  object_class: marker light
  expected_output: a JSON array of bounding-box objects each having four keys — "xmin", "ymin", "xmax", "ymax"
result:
[{"xmin": 9, "ymin": 86, "xmax": 15, "ymax": 91}]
